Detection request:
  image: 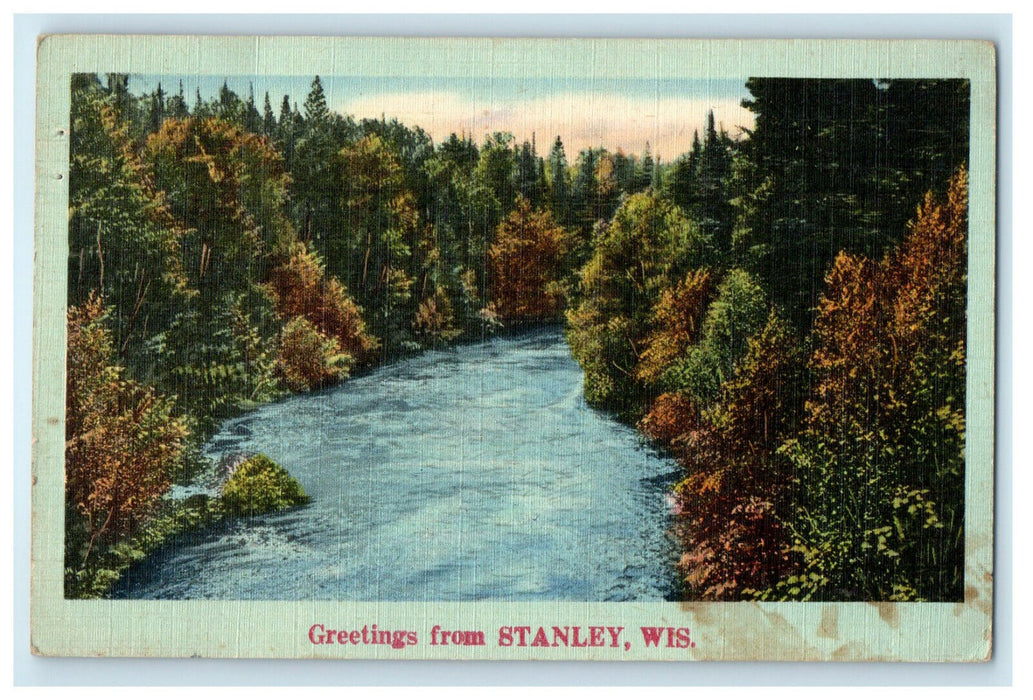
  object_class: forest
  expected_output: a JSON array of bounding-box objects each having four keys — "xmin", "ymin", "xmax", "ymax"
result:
[{"xmin": 65, "ymin": 73, "xmax": 969, "ymax": 601}]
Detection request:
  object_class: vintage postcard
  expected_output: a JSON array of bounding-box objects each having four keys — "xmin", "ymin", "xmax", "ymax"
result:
[{"xmin": 31, "ymin": 36, "xmax": 996, "ymax": 661}]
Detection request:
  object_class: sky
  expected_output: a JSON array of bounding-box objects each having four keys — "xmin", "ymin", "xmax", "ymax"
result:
[{"xmin": 128, "ymin": 74, "xmax": 755, "ymax": 161}]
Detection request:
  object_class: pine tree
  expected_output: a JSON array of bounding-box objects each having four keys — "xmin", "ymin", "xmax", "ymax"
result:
[
  {"xmin": 193, "ymin": 87, "xmax": 206, "ymax": 117},
  {"xmin": 547, "ymin": 136, "xmax": 571, "ymax": 225},
  {"xmin": 165, "ymin": 80, "xmax": 189, "ymax": 119},
  {"xmin": 636, "ymin": 143, "xmax": 655, "ymax": 191},
  {"xmin": 148, "ymin": 82, "xmax": 166, "ymax": 133},
  {"xmin": 262, "ymin": 92, "xmax": 276, "ymax": 136},
  {"xmin": 244, "ymin": 83, "xmax": 261, "ymax": 133},
  {"xmin": 303, "ymin": 75, "xmax": 330, "ymax": 126}
]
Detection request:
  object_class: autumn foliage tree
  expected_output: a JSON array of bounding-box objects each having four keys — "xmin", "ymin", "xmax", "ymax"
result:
[
  {"xmin": 488, "ymin": 196, "xmax": 569, "ymax": 320},
  {"xmin": 635, "ymin": 269, "xmax": 714, "ymax": 387},
  {"xmin": 645, "ymin": 313, "xmax": 805, "ymax": 599},
  {"xmin": 266, "ymin": 243, "xmax": 378, "ymax": 364},
  {"xmin": 778, "ymin": 169, "xmax": 968, "ymax": 601},
  {"xmin": 65, "ymin": 296, "xmax": 188, "ymax": 597}
]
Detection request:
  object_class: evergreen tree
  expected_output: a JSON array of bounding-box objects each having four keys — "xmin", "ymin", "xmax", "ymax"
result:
[
  {"xmin": 244, "ymin": 84, "xmax": 261, "ymax": 133},
  {"xmin": 635, "ymin": 143, "xmax": 655, "ymax": 191},
  {"xmin": 165, "ymin": 81, "xmax": 189, "ymax": 119},
  {"xmin": 547, "ymin": 136, "xmax": 571, "ymax": 225},
  {"xmin": 148, "ymin": 82, "xmax": 166, "ymax": 133},
  {"xmin": 303, "ymin": 75, "xmax": 330, "ymax": 126},
  {"xmin": 514, "ymin": 139, "xmax": 546, "ymax": 207},
  {"xmin": 735, "ymin": 78, "xmax": 969, "ymax": 328},
  {"xmin": 262, "ymin": 92, "xmax": 276, "ymax": 136}
]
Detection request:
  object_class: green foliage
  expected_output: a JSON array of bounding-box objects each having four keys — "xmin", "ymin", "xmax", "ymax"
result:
[
  {"xmin": 769, "ymin": 171, "xmax": 968, "ymax": 601},
  {"xmin": 66, "ymin": 493, "xmax": 226, "ymax": 599},
  {"xmin": 567, "ymin": 192, "xmax": 705, "ymax": 418},
  {"xmin": 68, "ymin": 77, "xmax": 190, "ymax": 369},
  {"xmin": 220, "ymin": 454, "xmax": 310, "ymax": 517},
  {"xmin": 734, "ymin": 78, "xmax": 970, "ymax": 328},
  {"xmin": 663, "ymin": 269, "xmax": 767, "ymax": 400}
]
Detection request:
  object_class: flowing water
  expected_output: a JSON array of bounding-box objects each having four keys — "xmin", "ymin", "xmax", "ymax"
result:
[{"xmin": 115, "ymin": 326, "xmax": 682, "ymax": 601}]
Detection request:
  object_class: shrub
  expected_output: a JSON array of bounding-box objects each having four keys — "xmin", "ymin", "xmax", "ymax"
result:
[
  {"xmin": 220, "ymin": 454, "xmax": 310, "ymax": 517},
  {"xmin": 277, "ymin": 316, "xmax": 353, "ymax": 392}
]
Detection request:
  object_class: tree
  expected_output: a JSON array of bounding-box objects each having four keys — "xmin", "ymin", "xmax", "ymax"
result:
[
  {"xmin": 547, "ymin": 136, "xmax": 571, "ymax": 225},
  {"xmin": 666, "ymin": 312, "xmax": 805, "ymax": 599},
  {"xmin": 165, "ymin": 81, "xmax": 189, "ymax": 119},
  {"xmin": 145, "ymin": 116, "xmax": 294, "ymax": 300},
  {"xmin": 303, "ymin": 75, "xmax": 330, "ymax": 125},
  {"xmin": 514, "ymin": 138, "xmax": 546, "ymax": 207},
  {"xmin": 734, "ymin": 78, "xmax": 969, "ymax": 329},
  {"xmin": 475, "ymin": 131, "xmax": 517, "ymax": 225},
  {"xmin": 333, "ymin": 134, "xmax": 420, "ymax": 352},
  {"xmin": 262, "ymin": 92, "xmax": 277, "ymax": 136},
  {"xmin": 635, "ymin": 143, "xmax": 655, "ymax": 192},
  {"xmin": 567, "ymin": 193, "xmax": 704, "ymax": 417},
  {"xmin": 488, "ymin": 197, "xmax": 569, "ymax": 320},
  {"xmin": 144, "ymin": 116, "xmax": 297, "ymax": 426},
  {"xmin": 291, "ymin": 76, "xmax": 341, "ymax": 244},
  {"xmin": 65, "ymin": 296, "xmax": 188, "ymax": 596},
  {"xmin": 68, "ymin": 77, "xmax": 189, "ymax": 372},
  {"xmin": 780, "ymin": 169, "xmax": 968, "ymax": 601},
  {"xmin": 635, "ymin": 269, "xmax": 715, "ymax": 387},
  {"xmin": 266, "ymin": 243, "xmax": 378, "ymax": 363}
]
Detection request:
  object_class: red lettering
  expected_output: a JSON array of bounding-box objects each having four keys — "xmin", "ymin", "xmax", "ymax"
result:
[
  {"xmin": 640, "ymin": 627, "xmax": 664, "ymax": 647},
  {"xmin": 531, "ymin": 627, "xmax": 551, "ymax": 647},
  {"xmin": 308, "ymin": 624, "xmax": 325, "ymax": 644}
]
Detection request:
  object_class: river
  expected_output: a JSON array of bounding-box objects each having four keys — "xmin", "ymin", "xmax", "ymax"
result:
[{"xmin": 115, "ymin": 325, "xmax": 683, "ymax": 601}]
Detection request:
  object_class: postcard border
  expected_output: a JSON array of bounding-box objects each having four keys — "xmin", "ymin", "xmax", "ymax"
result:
[{"xmin": 30, "ymin": 34, "xmax": 996, "ymax": 662}]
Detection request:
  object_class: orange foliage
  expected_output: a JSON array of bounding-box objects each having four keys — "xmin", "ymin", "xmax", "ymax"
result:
[
  {"xmin": 488, "ymin": 197, "xmax": 569, "ymax": 320},
  {"xmin": 65, "ymin": 295, "xmax": 188, "ymax": 567},
  {"xmin": 808, "ymin": 168, "xmax": 967, "ymax": 435},
  {"xmin": 666, "ymin": 313, "xmax": 805, "ymax": 599},
  {"xmin": 782, "ymin": 169, "xmax": 969, "ymax": 600},
  {"xmin": 276, "ymin": 316, "xmax": 352, "ymax": 392},
  {"xmin": 639, "ymin": 392, "xmax": 701, "ymax": 448},
  {"xmin": 413, "ymin": 288, "xmax": 462, "ymax": 345},
  {"xmin": 636, "ymin": 269, "xmax": 714, "ymax": 384},
  {"xmin": 146, "ymin": 117, "xmax": 293, "ymax": 278},
  {"xmin": 267, "ymin": 243, "xmax": 378, "ymax": 365}
]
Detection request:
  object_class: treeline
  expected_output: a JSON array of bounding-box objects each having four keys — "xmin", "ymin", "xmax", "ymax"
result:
[
  {"xmin": 64, "ymin": 73, "xmax": 663, "ymax": 595},
  {"xmin": 566, "ymin": 78, "xmax": 970, "ymax": 601}
]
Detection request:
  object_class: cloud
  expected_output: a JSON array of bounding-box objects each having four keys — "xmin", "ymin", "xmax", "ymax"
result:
[{"xmin": 338, "ymin": 91, "xmax": 754, "ymax": 161}]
